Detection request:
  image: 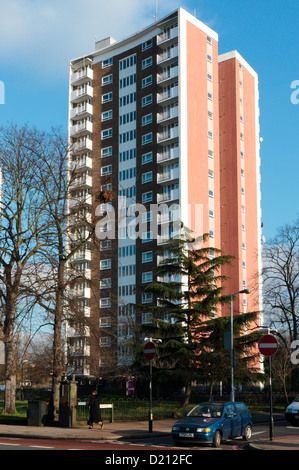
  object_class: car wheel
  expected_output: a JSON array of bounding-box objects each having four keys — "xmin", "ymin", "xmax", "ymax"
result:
[
  {"xmin": 242, "ymin": 424, "xmax": 252, "ymax": 441},
  {"xmin": 212, "ymin": 430, "xmax": 221, "ymax": 448}
]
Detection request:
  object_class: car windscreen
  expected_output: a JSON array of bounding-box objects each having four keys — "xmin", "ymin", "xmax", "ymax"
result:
[{"xmin": 187, "ymin": 404, "xmax": 224, "ymax": 418}]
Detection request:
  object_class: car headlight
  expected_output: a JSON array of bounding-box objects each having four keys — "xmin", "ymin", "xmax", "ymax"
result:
[
  {"xmin": 196, "ymin": 427, "xmax": 210, "ymax": 433},
  {"xmin": 172, "ymin": 426, "xmax": 180, "ymax": 431}
]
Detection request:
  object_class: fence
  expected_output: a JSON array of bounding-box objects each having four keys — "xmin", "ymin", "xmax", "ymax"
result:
[{"xmin": 76, "ymin": 398, "xmax": 180, "ymax": 423}]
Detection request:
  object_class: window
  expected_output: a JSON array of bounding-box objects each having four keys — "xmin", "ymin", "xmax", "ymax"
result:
[
  {"xmin": 142, "ymin": 313, "xmax": 153, "ymax": 324},
  {"xmin": 207, "ymin": 36, "xmax": 212, "ymax": 45},
  {"xmin": 102, "ymin": 110, "xmax": 112, "ymax": 121},
  {"xmin": 142, "ymin": 57, "xmax": 152, "ymax": 69},
  {"xmin": 142, "ymin": 191, "xmax": 153, "ymax": 203},
  {"xmin": 207, "ymin": 54, "xmax": 212, "ymax": 62},
  {"xmin": 100, "ymin": 297, "xmax": 111, "ymax": 308},
  {"xmin": 209, "ymin": 210, "xmax": 214, "ymax": 218},
  {"xmin": 142, "ymin": 292, "xmax": 153, "ymax": 304},
  {"xmin": 142, "ymin": 94, "xmax": 152, "ymax": 107},
  {"xmin": 142, "ymin": 39, "xmax": 152, "ymax": 51},
  {"xmin": 208, "ymin": 92, "xmax": 213, "ymax": 101},
  {"xmin": 102, "ymin": 92, "xmax": 113, "ymax": 103},
  {"xmin": 142, "ymin": 231, "xmax": 153, "ymax": 243},
  {"xmin": 142, "ymin": 132, "xmax": 152, "ymax": 145},
  {"xmin": 100, "ymin": 259, "xmax": 111, "ymax": 270},
  {"xmin": 102, "ymin": 74, "xmax": 113, "ymax": 86},
  {"xmin": 208, "ymin": 150, "xmax": 214, "ymax": 159},
  {"xmin": 208, "ymin": 169, "xmax": 214, "ymax": 178},
  {"xmin": 142, "ymin": 251, "xmax": 153, "ymax": 263},
  {"xmin": 100, "ymin": 241, "xmax": 112, "ymax": 251},
  {"xmin": 101, "ymin": 128, "xmax": 112, "ymax": 140},
  {"xmin": 242, "ymin": 261, "xmax": 246, "ymax": 270},
  {"xmin": 100, "ymin": 336, "xmax": 111, "ymax": 347},
  {"xmin": 142, "ymin": 75, "xmax": 152, "ymax": 88},
  {"xmin": 100, "ymin": 317, "xmax": 111, "ymax": 327},
  {"xmin": 142, "ymin": 171, "xmax": 153, "ymax": 184},
  {"xmin": 208, "ymin": 130, "xmax": 213, "ymax": 139},
  {"xmin": 142, "ymin": 272, "xmax": 153, "ymax": 283},
  {"xmin": 208, "ymin": 111, "xmax": 213, "ymax": 120},
  {"xmin": 119, "ymin": 54, "xmax": 136, "ymax": 70},
  {"xmin": 101, "ymin": 146, "xmax": 112, "ymax": 158},
  {"xmin": 101, "ymin": 165, "xmax": 112, "ymax": 176},
  {"xmin": 102, "ymin": 58, "xmax": 113, "ymax": 68},
  {"xmin": 142, "ymin": 113, "xmax": 152, "ymax": 126},
  {"xmin": 207, "ymin": 73, "xmax": 212, "ymax": 82},
  {"xmin": 142, "ymin": 152, "xmax": 153, "ymax": 164},
  {"xmin": 208, "ymin": 189, "xmax": 214, "ymax": 198}
]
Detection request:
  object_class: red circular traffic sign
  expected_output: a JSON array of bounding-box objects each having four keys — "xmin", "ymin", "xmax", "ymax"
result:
[
  {"xmin": 258, "ymin": 334, "xmax": 278, "ymax": 357},
  {"xmin": 144, "ymin": 341, "xmax": 156, "ymax": 361}
]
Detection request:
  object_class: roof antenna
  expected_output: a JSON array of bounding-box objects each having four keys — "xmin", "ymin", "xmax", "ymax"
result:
[{"xmin": 154, "ymin": 0, "xmax": 158, "ymax": 22}]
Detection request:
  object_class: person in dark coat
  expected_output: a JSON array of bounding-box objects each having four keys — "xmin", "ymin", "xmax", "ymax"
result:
[{"xmin": 88, "ymin": 390, "xmax": 103, "ymax": 429}]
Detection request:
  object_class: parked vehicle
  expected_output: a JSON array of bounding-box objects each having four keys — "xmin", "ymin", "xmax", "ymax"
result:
[
  {"xmin": 285, "ymin": 395, "xmax": 299, "ymax": 426},
  {"xmin": 171, "ymin": 401, "xmax": 253, "ymax": 448}
]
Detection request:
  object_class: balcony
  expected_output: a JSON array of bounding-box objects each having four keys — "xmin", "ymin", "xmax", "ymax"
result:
[
  {"xmin": 71, "ymin": 85, "xmax": 93, "ymax": 103},
  {"xmin": 70, "ymin": 121, "xmax": 93, "ymax": 137},
  {"xmin": 157, "ymin": 66, "xmax": 178, "ymax": 85},
  {"xmin": 70, "ymin": 103, "xmax": 93, "ymax": 120},
  {"xmin": 157, "ymin": 188, "xmax": 180, "ymax": 203},
  {"xmin": 68, "ymin": 193, "xmax": 92, "ymax": 208},
  {"xmin": 157, "ymin": 46, "xmax": 178, "ymax": 65},
  {"xmin": 157, "ymin": 86, "xmax": 178, "ymax": 105},
  {"xmin": 73, "ymin": 287, "xmax": 91, "ymax": 298},
  {"xmin": 71, "ymin": 249, "xmax": 91, "ymax": 262},
  {"xmin": 71, "ymin": 68, "xmax": 93, "ymax": 86},
  {"xmin": 70, "ymin": 175, "xmax": 92, "ymax": 190},
  {"xmin": 157, "ymin": 26, "xmax": 178, "ymax": 45},
  {"xmin": 70, "ymin": 155, "xmax": 92, "ymax": 172},
  {"xmin": 157, "ymin": 105, "xmax": 178, "ymax": 124},
  {"xmin": 157, "ymin": 146, "xmax": 179, "ymax": 164},
  {"xmin": 157, "ymin": 126, "xmax": 179, "ymax": 144},
  {"xmin": 71, "ymin": 138, "xmax": 92, "ymax": 153},
  {"xmin": 157, "ymin": 167, "xmax": 179, "ymax": 184}
]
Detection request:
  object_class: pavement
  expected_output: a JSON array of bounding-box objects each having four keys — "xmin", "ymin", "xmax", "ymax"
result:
[{"xmin": 0, "ymin": 413, "xmax": 298, "ymax": 450}]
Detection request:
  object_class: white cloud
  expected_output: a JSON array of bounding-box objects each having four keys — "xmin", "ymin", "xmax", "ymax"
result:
[{"xmin": 0, "ymin": 0, "xmax": 184, "ymax": 78}]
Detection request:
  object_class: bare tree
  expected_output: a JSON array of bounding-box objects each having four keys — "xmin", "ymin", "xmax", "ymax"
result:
[
  {"xmin": 27, "ymin": 128, "xmax": 95, "ymax": 422},
  {"xmin": 0, "ymin": 124, "xmax": 50, "ymax": 414},
  {"xmin": 262, "ymin": 218, "xmax": 299, "ymax": 343}
]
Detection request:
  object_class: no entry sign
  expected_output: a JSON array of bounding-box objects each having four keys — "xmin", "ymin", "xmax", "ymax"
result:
[
  {"xmin": 258, "ymin": 334, "xmax": 278, "ymax": 357},
  {"xmin": 144, "ymin": 341, "xmax": 156, "ymax": 361}
]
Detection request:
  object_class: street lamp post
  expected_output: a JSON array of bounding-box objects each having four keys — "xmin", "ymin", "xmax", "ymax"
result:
[{"xmin": 230, "ymin": 289, "xmax": 250, "ymax": 401}]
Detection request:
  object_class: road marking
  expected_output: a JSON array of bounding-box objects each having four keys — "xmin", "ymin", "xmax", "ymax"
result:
[{"xmin": 252, "ymin": 431, "xmax": 267, "ymax": 436}]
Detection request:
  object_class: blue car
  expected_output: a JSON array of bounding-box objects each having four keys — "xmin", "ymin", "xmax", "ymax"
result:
[{"xmin": 171, "ymin": 401, "xmax": 253, "ymax": 448}]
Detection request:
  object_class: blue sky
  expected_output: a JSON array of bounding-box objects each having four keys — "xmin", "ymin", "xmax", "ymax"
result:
[{"xmin": 0, "ymin": 0, "xmax": 298, "ymax": 242}]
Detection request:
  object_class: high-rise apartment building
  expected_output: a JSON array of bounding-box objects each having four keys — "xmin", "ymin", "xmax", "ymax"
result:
[{"xmin": 66, "ymin": 8, "xmax": 262, "ymax": 381}]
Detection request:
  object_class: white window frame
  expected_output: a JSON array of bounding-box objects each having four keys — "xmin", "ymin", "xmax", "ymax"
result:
[{"xmin": 102, "ymin": 92, "xmax": 113, "ymax": 103}]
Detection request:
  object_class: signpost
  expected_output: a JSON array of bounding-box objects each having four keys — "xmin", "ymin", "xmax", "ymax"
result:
[
  {"xmin": 144, "ymin": 341, "xmax": 156, "ymax": 432},
  {"xmin": 258, "ymin": 334, "xmax": 278, "ymax": 441}
]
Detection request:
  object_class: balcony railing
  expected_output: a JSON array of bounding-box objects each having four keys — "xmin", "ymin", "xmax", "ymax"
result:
[
  {"xmin": 157, "ymin": 26, "xmax": 178, "ymax": 45},
  {"xmin": 157, "ymin": 106, "xmax": 178, "ymax": 123},
  {"xmin": 157, "ymin": 126, "xmax": 179, "ymax": 143},
  {"xmin": 157, "ymin": 146, "xmax": 179, "ymax": 163},
  {"xmin": 157, "ymin": 189, "xmax": 180, "ymax": 203},
  {"xmin": 157, "ymin": 167, "xmax": 179, "ymax": 184},
  {"xmin": 71, "ymin": 68, "xmax": 93, "ymax": 85},
  {"xmin": 157, "ymin": 86, "xmax": 178, "ymax": 104},
  {"xmin": 157, "ymin": 66, "xmax": 178, "ymax": 84},
  {"xmin": 71, "ymin": 85, "xmax": 93, "ymax": 103},
  {"xmin": 70, "ymin": 121, "xmax": 93, "ymax": 137},
  {"xmin": 70, "ymin": 103, "xmax": 93, "ymax": 120},
  {"xmin": 157, "ymin": 46, "xmax": 178, "ymax": 64},
  {"xmin": 71, "ymin": 139, "xmax": 92, "ymax": 153}
]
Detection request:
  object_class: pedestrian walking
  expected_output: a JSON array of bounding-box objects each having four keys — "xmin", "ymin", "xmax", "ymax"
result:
[{"xmin": 88, "ymin": 390, "xmax": 103, "ymax": 429}]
